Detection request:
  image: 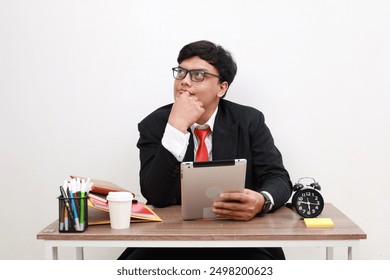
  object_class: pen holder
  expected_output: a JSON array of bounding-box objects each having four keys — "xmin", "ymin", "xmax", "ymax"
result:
[{"xmin": 58, "ymin": 196, "xmax": 88, "ymax": 232}]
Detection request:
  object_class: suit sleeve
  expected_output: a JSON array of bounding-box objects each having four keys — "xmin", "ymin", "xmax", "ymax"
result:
[
  {"xmin": 137, "ymin": 113, "xmax": 182, "ymax": 207},
  {"xmin": 249, "ymin": 111, "xmax": 292, "ymax": 210}
]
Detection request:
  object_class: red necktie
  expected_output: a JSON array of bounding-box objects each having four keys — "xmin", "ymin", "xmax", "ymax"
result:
[{"xmin": 194, "ymin": 127, "xmax": 211, "ymax": 162}]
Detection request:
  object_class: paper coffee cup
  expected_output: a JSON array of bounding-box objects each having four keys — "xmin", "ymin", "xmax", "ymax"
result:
[{"xmin": 106, "ymin": 192, "xmax": 134, "ymax": 229}]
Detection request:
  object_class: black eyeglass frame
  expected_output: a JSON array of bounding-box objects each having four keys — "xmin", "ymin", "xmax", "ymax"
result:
[{"xmin": 172, "ymin": 66, "xmax": 221, "ymax": 82}]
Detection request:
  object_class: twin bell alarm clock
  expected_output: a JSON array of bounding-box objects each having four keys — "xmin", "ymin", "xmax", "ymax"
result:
[{"xmin": 290, "ymin": 177, "xmax": 324, "ymax": 218}]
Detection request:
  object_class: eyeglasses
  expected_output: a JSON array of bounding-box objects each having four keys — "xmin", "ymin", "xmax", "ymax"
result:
[{"xmin": 172, "ymin": 67, "xmax": 221, "ymax": 82}]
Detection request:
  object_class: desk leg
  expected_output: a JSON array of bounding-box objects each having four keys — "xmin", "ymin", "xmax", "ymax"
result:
[
  {"xmin": 76, "ymin": 247, "xmax": 84, "ymax": 260},
  {"xmin": 44, "ymin": 245, "xmax": 58, "ymax": 260},
  {"xmin": 326, "ymin": 247, "xmax": 334, "ymax": 260},
  {"xmin": 327, "ymin": 245, "xmax": 359, "ymax": 260},
  {"xmin": 348, "ymin": 246, "xmax": 359, "ymax": 260}
]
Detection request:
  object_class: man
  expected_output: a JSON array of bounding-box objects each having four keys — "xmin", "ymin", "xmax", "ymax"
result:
[{"xmin": 119, "ymin": 40, "xmax": 292, "ymax": 260}]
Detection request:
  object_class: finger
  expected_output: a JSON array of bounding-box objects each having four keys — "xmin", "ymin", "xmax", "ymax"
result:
[
  {"xmin": 212, "ymin": 207, "xmax": 251, "ymax": 221},
  {"xmin": 213, "ymin": 200, "xmax": 245, "ymax": 211},
  {"xmin": 175, "ymin": 90, "xmax": 191, "ymax": 100},
  {"xmin": 196, "ymin": 102, "xmax": 205, "ymax": 113},
  {"xmin": 219, "ymin": 192, "xmax": 245, "ymax": 203}
]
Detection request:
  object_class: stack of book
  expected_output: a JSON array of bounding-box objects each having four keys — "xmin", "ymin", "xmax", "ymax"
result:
[{"xmin": 71, "ymin": 176, "xmax": 162, "ymax": 224}]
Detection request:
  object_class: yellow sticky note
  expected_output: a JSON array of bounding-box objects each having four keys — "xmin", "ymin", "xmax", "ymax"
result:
[{"xmin": 304, "ymin": 218, "xmax": 335, "ymax": 228}]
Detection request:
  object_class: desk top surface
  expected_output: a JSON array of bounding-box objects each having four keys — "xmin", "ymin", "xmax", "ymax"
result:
[{"xmin": 37, "ymin": 203, "xmax": 366, "ymax": 241}]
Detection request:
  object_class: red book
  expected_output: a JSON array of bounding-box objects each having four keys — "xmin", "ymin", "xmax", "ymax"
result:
[
  {"xmin": 87, "ymin": 199, "xmax": 161, "ymax": 224},
  {"xmin": 88, "ymin": 192, "xmax": 107, "ymax": 203},
  {"xmin": 71, "ymin": 176, "xmax": 162, "ymax": 224}
]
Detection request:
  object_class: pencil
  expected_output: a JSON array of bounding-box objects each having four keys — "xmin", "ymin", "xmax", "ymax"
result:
[
  {"xmin": 64, "ymin": 205, "xmax": 69, "ymax": 231},
  {"xmin": 59, "ymin": 199, "xmax": 64, "ymax": 231}
]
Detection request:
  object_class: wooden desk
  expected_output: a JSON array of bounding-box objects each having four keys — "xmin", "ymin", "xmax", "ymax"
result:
[{"xmin": 37, "ymin": 203, "xmax": 366, "ymax": 260}]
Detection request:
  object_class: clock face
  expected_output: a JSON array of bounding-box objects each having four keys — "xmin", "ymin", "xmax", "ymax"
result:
[{"xmin": 292, "ymin": 188, "xmax": 324, "ymax": 218}]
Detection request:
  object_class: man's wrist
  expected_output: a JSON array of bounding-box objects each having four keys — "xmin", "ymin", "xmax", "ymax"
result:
[
  {"xmin": 260, "ymin": 191, "xmax": 274, "ymax": 214},
  {"xmin": 162, "ymin": 123, "xmax": 190, "ymax": 161},
  {"xmin": 167, "ymin": 117, "xmax": 190, "ymax": 133}
]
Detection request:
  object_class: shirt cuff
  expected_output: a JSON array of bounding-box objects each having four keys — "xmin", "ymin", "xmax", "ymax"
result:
[
  {"xmin": 161, "ymin": 123, "xmax": 190, "ymax": 162},
  {"xmin": 260, "ymin": 191, "xmax": 275, "ymax": 210}
]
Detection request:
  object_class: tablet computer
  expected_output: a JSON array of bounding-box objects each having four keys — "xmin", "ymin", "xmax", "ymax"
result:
[{"xmin": 180, "ymin": 159, "xmax": 247, "ymax": 220}]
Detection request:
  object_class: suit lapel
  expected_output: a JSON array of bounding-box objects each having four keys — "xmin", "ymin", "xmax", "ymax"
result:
[{"xmin": 212, "ymin": 104, "xmax": 239, "ymax": 160}]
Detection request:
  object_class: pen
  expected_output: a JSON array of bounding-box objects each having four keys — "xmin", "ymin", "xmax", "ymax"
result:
[
  {"xmin": 67, "ymin": 181, "xmax": 81, "ymax": 231},
  {"xmin": 59, "ymin": 185, "xmax": 74, "ymax": 229},
  {"xmin": 79, "ymin": 179, "xmax": 86, "ymax": 231},
  {"xmin": 85, "ymin": 178, "xmax": 92, "ymax": 192}
]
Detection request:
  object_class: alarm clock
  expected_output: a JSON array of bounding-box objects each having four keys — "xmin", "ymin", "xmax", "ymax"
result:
[{"xmin": 291, "ymin": 177, "xmax": 324, "ymax": 218}]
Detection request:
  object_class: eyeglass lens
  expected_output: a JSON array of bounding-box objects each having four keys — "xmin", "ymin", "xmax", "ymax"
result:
[{"xmin": 173, "ymin": 68, "xmax": 205, "ymax": 82}]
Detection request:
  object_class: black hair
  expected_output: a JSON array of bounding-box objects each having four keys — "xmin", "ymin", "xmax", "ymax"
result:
[{"xmin": 177, "ymin": 40, "xmax": 237, "ymax": 87}]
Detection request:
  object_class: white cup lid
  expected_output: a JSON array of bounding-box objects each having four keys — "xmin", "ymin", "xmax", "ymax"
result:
[{"xmin": 106, "ymin": 191, "xmax": 134, "ymax": 201}]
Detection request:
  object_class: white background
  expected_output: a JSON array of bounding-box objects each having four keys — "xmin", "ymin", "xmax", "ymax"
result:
[
  {"xmin": 1, "ymin": 0, "xmax": 389, "ymax": 260},
  {"xmin": 1, "ymin": 260, "xmax": 389, "ymax": 279}
]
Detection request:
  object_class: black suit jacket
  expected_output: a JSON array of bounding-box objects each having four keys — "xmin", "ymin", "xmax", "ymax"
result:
[{"xmin": 137, "ymin": 99, "xmax": 292, "ymax": 209}]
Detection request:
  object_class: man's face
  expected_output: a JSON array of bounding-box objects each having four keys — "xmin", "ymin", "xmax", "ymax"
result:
[{"xmin": 174, "ymin": 56, "xmax": 228, "ymax": 112}]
